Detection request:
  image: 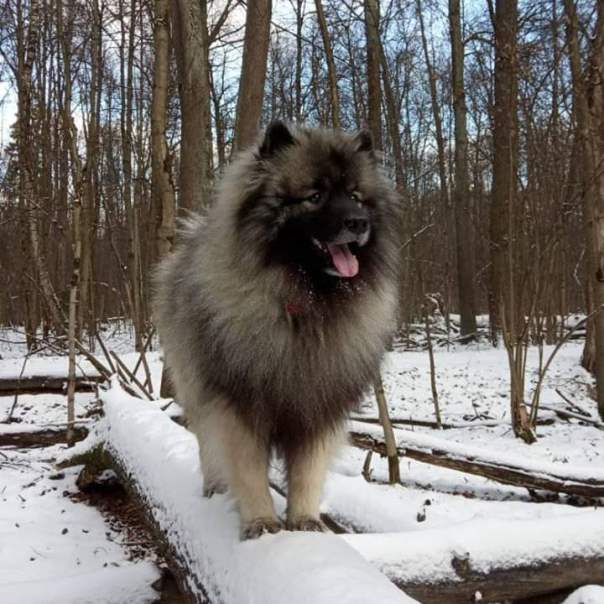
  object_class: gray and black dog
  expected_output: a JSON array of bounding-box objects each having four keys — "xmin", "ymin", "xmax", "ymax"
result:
[{"xmin": 153, "ymin": 122, "xmax": 401, "ymax": 539}]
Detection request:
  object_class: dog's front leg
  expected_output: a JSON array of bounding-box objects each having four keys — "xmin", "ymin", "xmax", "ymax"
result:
[
  {"xmin": 285, "ymin": 427, "xmax": 343, "ymax": 531},
  {"xmin": 222, "ymin": 408, "xmax": 282, "ymax": 539}
]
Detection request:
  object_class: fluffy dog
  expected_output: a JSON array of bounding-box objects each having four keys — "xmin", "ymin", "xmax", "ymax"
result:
[{"xmin": 153, "ymin": 122, "xmax": 400, "ymax": 538}]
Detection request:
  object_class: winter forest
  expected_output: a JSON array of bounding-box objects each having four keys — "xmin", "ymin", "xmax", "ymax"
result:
[{"xmin": 1, "ymin": 0, "xmax": 604, "ymax": 602}]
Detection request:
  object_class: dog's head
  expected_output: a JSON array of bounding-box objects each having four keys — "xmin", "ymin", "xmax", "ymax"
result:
[{"xmin": 235, "ymin": 121, "xmax": 399, "ymax": 285}]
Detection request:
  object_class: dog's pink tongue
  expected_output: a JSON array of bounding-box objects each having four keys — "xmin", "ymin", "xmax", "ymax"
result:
[{"xmin": 327, "ymin": 243, "xmax": 359, "ymax": 278}]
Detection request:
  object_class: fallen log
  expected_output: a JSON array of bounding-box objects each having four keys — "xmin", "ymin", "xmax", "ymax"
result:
[
  {"xmin": 349, "ymin": 421, "xmax": 604, "ymax": 498},
  {"xmin": 344, "ymin": 513, "xmax": 604, "ymax": 603},
  {"xmin": 0, "ymin": 424, "xmax": 88, "ymax": 447},
  {"xmin": 58, "ymin": 380, "xmax": 415, "ymax": 604},
  {"xmin": 351, "ymin": 414, "xmax": 555, "ymax": 430},
  {"xmin": 0, "ymin": 374, "xmax": 102, "ymax": 395}
]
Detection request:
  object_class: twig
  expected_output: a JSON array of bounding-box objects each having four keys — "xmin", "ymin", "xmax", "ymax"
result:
[
  {"xmin": 529, "ymin": 306, "xmax": 604, "ymax": 426},
  {"xmin": 400, "ymin": 221, "xmax": 434, "ymax": 252},
  {"xmin": 73, "ymin": 340, "xmax": 113, "ymax": 381},
  {"xmin": 373, "ymin": 374, "xmax": 400, "ymax": 484},
  {"xmin": 95, "ymin": 332, "xmax": 116, "ymax": 374},
  {"xmin": 5, "ymin": 353, "xmax": 30, "ymax": 422},
  {"xmin": 423, "ymin": 297, "xmax": 442, "ymax": 429},
  {"xmin": 540, "ymin": 404, "xmax": 604, "ymax": 430},
  {"xmin": 555, "ymin": 388, "xmax": 593, "ymax": 418},
  {"xmin": 132, "ymin": 327, "xmax": 155, "ymax": 376},
  {"xmin": 110, "ymin": 352, "xmax": 154, "ymax": 401}
]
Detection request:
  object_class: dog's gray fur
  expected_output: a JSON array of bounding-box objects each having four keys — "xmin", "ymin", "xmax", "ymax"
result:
[{"xmin": 153, "ymin": 123, "xmax": 400, "ymax": 538}]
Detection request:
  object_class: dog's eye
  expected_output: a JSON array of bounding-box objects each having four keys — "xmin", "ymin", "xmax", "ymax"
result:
[
  {"xmin": 350, "ymin": 191, "xmax": 362, "ymax": 203},
  {"xmin": 307, "ymin": 192, "xmax": 322, "ymax": 204}
]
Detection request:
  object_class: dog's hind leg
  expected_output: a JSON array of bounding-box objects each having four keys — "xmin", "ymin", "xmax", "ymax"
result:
[
  {"xmin": 220, "ymin": 408, "xmax": 282, "ymax": 539},
  {"xmin": 285, "ymin": 427, "xmax": 344, "ymax": 531}
]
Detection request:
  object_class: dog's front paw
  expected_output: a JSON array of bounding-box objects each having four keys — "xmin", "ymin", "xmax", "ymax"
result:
[
  {"xmin": 240, "ymin": 517, "xmax": 283, "ymax": 540},
  {"xmin": 286, "ymin": 515, "xmax": 326, "ymax": 532}
]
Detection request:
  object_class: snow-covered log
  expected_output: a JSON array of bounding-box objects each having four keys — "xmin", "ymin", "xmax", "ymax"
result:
[
  {"xmin": 0, "ymin": 424, "xmax": 88, "ymax": 447},
  {"xmin": 344, "ymin": 512, "xmax": 604, "ymax": 603},
  {"xmin": 350, "ymin": 421, "xmax": 604, "ymax": 498},
  {"xmin": 0, "ymin": 374, "xmax": 101, "ymax": 395},
  {"xmin": 57, "ymin": 381, "xmax": 415, "ymax": 604}
]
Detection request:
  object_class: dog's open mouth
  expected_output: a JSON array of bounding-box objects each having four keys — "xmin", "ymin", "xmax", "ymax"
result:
[{"xmin": 312, "ymin": 238, "xmax": 359, "ymax": 278}]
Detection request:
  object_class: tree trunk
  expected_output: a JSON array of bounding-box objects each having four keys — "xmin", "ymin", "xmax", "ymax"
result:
[
  {"xmin": 490, "ymin": 0, "xmax": 518, "ymax": 338},
  {"xmin": 363, "ymin": 0, "xmax": 400, "ymax": 484},
  {"xmin": 364, "ymin": 0, "xmax": 382, "ymax": 148},
  {"xmin": 152, "ymin": 0, "xmax": 175, "ymax": 260},
  {"xmin": 79, "ymin": 0, "xmax": 102, "ymax": 343},
  {"xmin": 379, "ymin": 45, "xmax": 404, "ymax": 192},
  {"xmin": 18, "ymin": 0, "xmax": 65, "ymax": 336},
  {"xmin": 314, "ymin": 0, "xmax": 340, "ymax": 128},
  {"xmin": 449, "ymin": 0, "xmax": 478, "ymax": 340},
  {"xmin": 564, "ymin": 0, "xmax": 604, "ymax": 419},
  {"xmin": 232, "ymin": 0, "xmax": 272, "ymax": 151},
  {"xmin": 171, "ymin": 0, "xmax": 212, "ymax": 209}
]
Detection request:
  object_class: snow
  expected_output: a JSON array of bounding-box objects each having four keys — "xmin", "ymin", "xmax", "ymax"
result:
[
  {"xmin": 349, "ymin": 419, "xmax": 604, "ymax": 484},
  {"xmin": 343, "ymin": 512, "xmax": 604, "ymax": 584},
  {"xmin": 322, "ymin": 471, "xmax": 594, "ymax": 534},
  {"xmin": 0, "ymin": 442, "xmax": 160, "ymax": 603},
  {"xmin": 0, "ymin": 563, "xmax": 159, "ymax": 604},
  {"xmin": 2, "ymin": 331, "xmax": 604, "ymax": 601},
  {"xmin": 74, "ymin": 379, "xmax": 414, "ymax": 604},
  {"xmin": 564, "ymin": 585, "xmax": 604, "ymax": 603}
]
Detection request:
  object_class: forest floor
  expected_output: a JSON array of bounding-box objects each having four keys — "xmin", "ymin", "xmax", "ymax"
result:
[{"xmin": 1, "ymin": 324, "xmax": 604, "ymax": 603}]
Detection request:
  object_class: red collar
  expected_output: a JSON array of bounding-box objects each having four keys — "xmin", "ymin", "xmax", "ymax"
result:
[{"xmin": 285, "ymin": 301, "xmax": 304, "ymax": 316}]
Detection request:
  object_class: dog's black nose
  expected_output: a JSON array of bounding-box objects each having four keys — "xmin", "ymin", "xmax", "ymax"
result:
[{"xmin": 344, "ymin": 217, "xmax": 369, "ymax": 235}]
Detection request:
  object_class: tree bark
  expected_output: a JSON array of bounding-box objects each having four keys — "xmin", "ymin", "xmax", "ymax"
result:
[
  {"xmin": 0, "ymin": 426, "xmax": 88, "ymax": 448},
  {"xmin": 17, "ymin": 0, "xmax": 64, "ymax": 336},
  {"xmin": 363, "ymin": 0, "xmax": 382, "ymax": 147},
  {"xmin": 152, "ymin": 0, "xmax": 175, "ymax": 260},
  {"xmin": 232, "ymin": 0, "xmax": 272, "ymax": 151},
  {"xmin": 79, "ymin": 0, "xmax": 102, "ymax": 342},
  {"xmin": 314, "ymin": 0, "xmax": 340, "ymax": 128},
  {"xmin": 171, "ymin": 0, "xmax": 212, "ymax": 209},
  {"xmin": 363, "ymin": 0, "xmax": 400, "ymax": 485},
  {"xmin": 490, "ymin": 0, "xmax": 518, "ymax": 338},
  {"xmin": 564, "ymin": 0, "xmax": 604, "ymax": 419},
  {"xmin": 449, "ymin": 0, "xmax": 478, "ymax": 340},
  {"xmin": 0, "ymin": 374, "xmax": 101, "ymax": 395}
]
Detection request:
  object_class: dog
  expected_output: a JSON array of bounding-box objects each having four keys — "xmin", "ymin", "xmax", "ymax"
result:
[{"xmin": 153, "ymin": 121, "xmax": 400, "ymax": 538}]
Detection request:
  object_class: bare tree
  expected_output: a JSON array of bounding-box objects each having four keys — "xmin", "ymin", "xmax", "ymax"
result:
[
  {"xmin": 364, "ymin": 0, "xmax": 382, "ymax": 147},
  {"xmin": 17, "ymin": 0, "xmax": 65, "ymax": 336},
  {"xmin": 233, "ymin": 0, "xmax": 272, "ymax": 151},
  {"xmin": 490, "ymin": 0, "xmax": 518, "ymax": 341},
  {"xmin": 152, "ymin": 0, "xmax": 175, "ymax": 260},
  {"xmin": 491, "ymin": 0, "xmax": 536, "ymax": 442},
  {"xmin": 564, "ymin": 0, "xmax": 604, "ymax": 419},
  {"xmin": 364, "ymin": 0, "xmax": 400, "ymax": 484},
  {"xmin": 449, "ymin": 0, "xmax": 477, "ymax": 340},
  {"xmin": 314, "ymin": 0, "xmax": 340, "ymax": 128},
  {"xmin": 171, "ymin": 0, "xmax": 212, "ymax": 209}
]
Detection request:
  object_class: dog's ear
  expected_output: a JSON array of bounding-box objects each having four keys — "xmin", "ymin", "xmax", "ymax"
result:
[
  {"xmin": 354, "ymin": 130, "xmax": 373, "ymax": 153},
  {"xmin": 259, "ymin": 121, "xmax": 295, "ymax": 157}
]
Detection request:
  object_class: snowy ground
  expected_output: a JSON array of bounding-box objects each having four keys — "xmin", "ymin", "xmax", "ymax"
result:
[{"xmin": 1, "ymin": 323, "xmax": 604, "ymax": 602}]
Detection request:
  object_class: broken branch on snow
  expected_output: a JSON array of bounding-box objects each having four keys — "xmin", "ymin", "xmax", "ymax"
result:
[
  {"xmin": 0, "ymin": 374, "xmax": 101, "ymax": 396},
  {"xmin": 0, "ymin": 424, "xmax": 88, "ymax": 447},
  {"xmin": 349, "ymin": 421, "xmax": 604, "ymax": 498}
]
